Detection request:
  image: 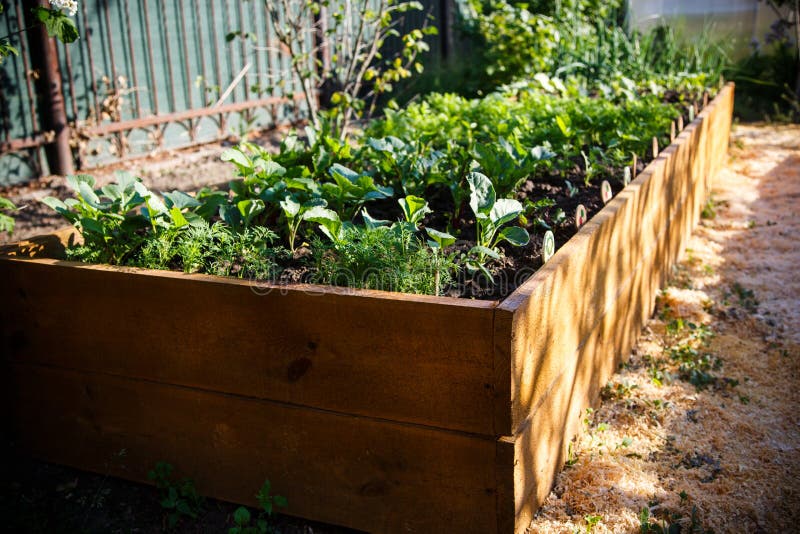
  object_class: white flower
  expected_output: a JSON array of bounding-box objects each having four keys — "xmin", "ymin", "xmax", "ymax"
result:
[{"xmin": 49, "ymin": 0, "xmax": 78, "ymax": 17}]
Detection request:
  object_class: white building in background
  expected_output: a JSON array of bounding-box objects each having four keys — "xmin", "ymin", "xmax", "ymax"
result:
[{"xmin": 628, "ymin": 0, "xmax": 790, "ymax": 58}]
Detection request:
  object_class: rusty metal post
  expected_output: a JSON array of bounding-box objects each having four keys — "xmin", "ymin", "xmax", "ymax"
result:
[{"xmin": 23, "ymin": 0, "xmax": 74, "ymax": 176}]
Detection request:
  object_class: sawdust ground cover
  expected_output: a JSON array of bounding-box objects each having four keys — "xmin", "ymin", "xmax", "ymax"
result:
[{"xmin": 528, "ymin": 124, "xmax": 800, "ymax": 534}]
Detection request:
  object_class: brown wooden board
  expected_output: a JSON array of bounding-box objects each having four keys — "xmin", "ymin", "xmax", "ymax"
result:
[
  {"xmin": 5, "ymin": 363, "xmax": 502, "ymax": 533},
  {"xmin": 0, "ymin": 256, "xmax": 498, "ymax": 436},
  {"xmin": 497, "ymin": 84, "xmax": 734, "ymax": 533},
  {"xmin": 494, "ymin": 84, "xmax": 734, "ymax": 439}
]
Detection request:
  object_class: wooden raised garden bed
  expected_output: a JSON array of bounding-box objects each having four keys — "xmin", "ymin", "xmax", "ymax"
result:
[{"xmin": 0, "ymin": 84, "xmax": 734, "ymax": 533}]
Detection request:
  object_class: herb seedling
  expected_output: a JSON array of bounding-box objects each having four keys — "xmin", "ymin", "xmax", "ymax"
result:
[
  {"xmin": 148, "ymin": 462, "xmax": 205, "ymax": 530},
  {"xmin": 229, "ymin": 479, "xmax": 287, "ymax": 534}
]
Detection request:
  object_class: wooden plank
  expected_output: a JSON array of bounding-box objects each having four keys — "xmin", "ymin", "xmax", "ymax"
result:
[
  {"xmin": 5, "ymin": 363, "xmax": 500, "ymax": 534},
  {"xmin": 494, "ymin": 84, "xmax": 734, "ymax": 437},
  {"xmin": 0, "ymin": 257, "xmax": 498, "ymax": 436},
  {"xmin": 497, "ymin": 84, "xmax": 734, "ymax": 532},
  {"xmin": 506, "ymin": 200, "xmax": 710, "ymax": 532}
]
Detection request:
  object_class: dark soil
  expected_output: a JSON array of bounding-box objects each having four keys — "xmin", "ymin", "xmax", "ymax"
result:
[{"xmin": 0, "ymin": 441, "xmax": 359, "ymax": 534}]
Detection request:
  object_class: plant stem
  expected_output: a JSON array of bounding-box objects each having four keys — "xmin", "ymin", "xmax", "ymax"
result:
[{"xmin": 0, "ymin": 24, "xmax": 36, "ymax": 42}]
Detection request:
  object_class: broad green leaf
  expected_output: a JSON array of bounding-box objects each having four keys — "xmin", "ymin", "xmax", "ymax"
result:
[
  {"xmin": 302, "ymin": 205, "xmax": 339, "ymax": 224},
  {"xmin": 194, "ymin": 190, "xmax": 227, "ymax": 220},
  {"xmin": 467, "ymin": 172, "xmax": 496, "ymax": 216},
  {"xmin": 303, "ymin": 206, "xmax": 342, "ymax": 242},
  {"xmin": 279, "ymin": 195, "xmax": 301, "ymax": 217},
  {"xmin": 78, "ymin": 182, "xmax": 102, "ymax": 208},
  {"xmin": 495, "ymin": 226, "xmax": 530, "ymax": 247},
  {"xmin": 79, "ymin": 217, "xmax": 105, "ymax": 235},
  {"xmin": 168, "ymin": 206, "xmax": 188, "ymax": 228},
  {"xmin": 398, "ymin": 195, "xmax": 430, "ymax": 224},
  {"xmin": 529, "ymin": 145, "xmax": 555, "ymax": 160},
  {"xmin": 237, "ymin": 199, "xmax": 265, "ymax": 227},
  {"xmin": 66, "ymin": 174, "xmax": 96, "ymax": 193},
  {"xmin": 41, "ymin": 196, "xmax": 73, "ymax": 219},
  {"xmin": 367, "ymin": 137, "xmax": 392, "ymax": 152},
  {"xmin": 33, "ymin": 7, "xmax": 79, "ymax": 44},
  {"xmin": 328, "ymin": 163, "xmax": 360, "ymax": 183},
  {"xmin": 101, "ymin": 184, "xmax": 121, "ymax": 201},
  {"xmin": 258, "ymin": 159, "xmax": 286, "ymax": 177},
  {"xmin": 489, "ymin": 198, "xmax": 523, "ymax": 226},
  {"xmin": 470, "ymin": 245, "xmax": 501, "ymax": 260},
  {"xmin": 183, "ymin": 212, "xmax": 205, "ymax": 227},
  {"xmin": 556, "ymin": 115, "xmax": 571, "ymax": 137},
  {"xmin": 114, "ymin": 170, "xmax": 140, "ymax": 190},
  {"xmin": 146, "ymin": 194, "xmax": 168, "ymax": 215},
  {"xmin": 425, "ymin": 227, "xmax": 455, "ymax": 248},
  {"xmin": 221, "ymin": 147, "xmax": 251, "ymax": 169},
  {"xmin": 133, "ymin": 181, "xmax": 152, "ymax": 199},
  {"xmin": 220, "ymin": 204, "xmax": 242, "ymax": 228},
  {"xmin": 361, "ymin": 208, "xmax": 390, "ymax": 230},
  {"xmin": 163, "ymin": 190, "xmax": 201, "ymax": 210}
]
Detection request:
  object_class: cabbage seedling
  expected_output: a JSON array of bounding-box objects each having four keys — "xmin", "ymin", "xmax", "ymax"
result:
[{"xmin": 467, "ymin": 172, "xmax": 530, "ymax": 263}]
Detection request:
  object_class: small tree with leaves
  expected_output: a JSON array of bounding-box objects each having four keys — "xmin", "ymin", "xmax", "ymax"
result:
[{"xmin": 245, "ymin": 0, "xmax": 435, "ymax": 139}]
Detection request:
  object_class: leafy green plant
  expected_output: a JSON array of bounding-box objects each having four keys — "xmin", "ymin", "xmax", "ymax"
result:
[
  {"xmin": 639, "ymin": 507, "xmax": 680, "ymax": 534},
  {"xmin": 42, "ymin": 173, "xmax": 149, "ymax": 263},
  {"xmin": 278, "ymin": 195, "xmax": 327, "ymax": 253},
  {"xmin": 228, "ymin": 480, "xmax": 287, "ymax": 534},
  {"xmin": 148, "ymin": 462, "xmax": 204, "ymax": 530},
  {"xmin": 664, "ymin": 322, "xmax": 725, "ymax": 390},
  {"xmin": 0, "ymin": 196, "xmax": 17, "ymax": 236},
  {"xmin": 466, "ymin": 172, "xmax": 530, "ymax": 268},
  {"xmin": 322, "ymin": 164, "xmax": 394, "ymax": 221},
  {"xmin": 584, "ymin": 514, "xmax": 602, "ymax": 533},
  {"xmin": 364, "ymin": 136, "xmax": 447, "ymax": 196},
  {"xmin": 472, "ymin": 134, "xmax": 554, "ymax": 197}
]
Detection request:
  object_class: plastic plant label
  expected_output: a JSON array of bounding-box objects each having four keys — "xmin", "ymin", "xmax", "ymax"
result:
[
  {"xmin": 652, "ymin": 137, "xmax": 659, "ymax": 158},
  {"xmin": 542, "ymin": 230, "xmax": 555, "ymax": 263},
  {"xmin": 575, "ymin": 204, "xmax": 587, "ymax": 228},
  {"xmin": 678, "ymin": 115, "xmax": 684, "ymax": 131},
  {"xmin": 601, "ymin": 180, "xmax": 613, "ymax": 204},
  {"xmin": 670, "ymin": 121, "xmax": 676, "ymax": 142},
  {"xmin": 688, "ymin": 105, "xmax": 695, "ymax": 122},
  {"xmin": 623, "ymin": 166, "xmax": 631, "ymax": 186}
]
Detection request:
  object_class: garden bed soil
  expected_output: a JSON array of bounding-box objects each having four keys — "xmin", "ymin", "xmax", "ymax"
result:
[{"xmin": 0, "ymin": 84, "xmax": 734, "ymax": 533}]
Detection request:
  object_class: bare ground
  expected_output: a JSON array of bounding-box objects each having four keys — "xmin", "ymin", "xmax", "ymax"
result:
[{"xmin": 528, "ymin": 124, "xmax": 800, "ymax": 533}]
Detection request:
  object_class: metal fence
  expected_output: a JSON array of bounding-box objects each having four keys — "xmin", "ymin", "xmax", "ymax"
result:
[{"xmin": 0, "ymin": 0, "xmax": 453, "ymax": 184}]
